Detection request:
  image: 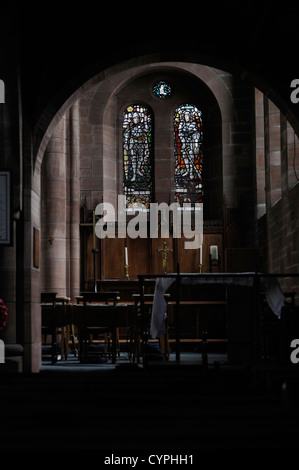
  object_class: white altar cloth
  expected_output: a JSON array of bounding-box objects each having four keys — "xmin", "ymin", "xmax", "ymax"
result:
[{"xmin": 150, "ymin": 273, "xmax": 286, "ymax": 338}]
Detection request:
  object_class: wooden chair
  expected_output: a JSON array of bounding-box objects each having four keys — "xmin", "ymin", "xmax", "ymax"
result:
[
  {"xmin": 131, "ymin": 293, "xmax": 170, "ymax": 363},
  {"xmin": 41, "ymin": 292, "xmax": 70, "ymax": 364},
  {"xmin": 54, "ymin": 296, "xmax": 76, "ymax": 359},
  {"xmin": 76, "ymin": 292, "xmax": 120, "ymax": 363}
]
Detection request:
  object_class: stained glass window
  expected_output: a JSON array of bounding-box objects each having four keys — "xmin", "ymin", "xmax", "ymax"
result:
[
  {"xmin": 123, "ymin": 105, "xmax": 153, "ymax": 209},
  {"xmin": 153, "ymin": 80, "xmax": 172, "ymax": 99},
  {"xmin": 174, "ymin": 104, "xmax": 203, "ymax": 205}
]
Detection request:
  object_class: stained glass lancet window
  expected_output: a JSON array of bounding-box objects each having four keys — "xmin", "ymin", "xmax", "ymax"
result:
[
  {"xmin": 123, "ymin": 105, "xmax": 153, "ymax": 209},
  {"xmin": 174, "ymin": 104, "xmax": 203, "ymax": 204}
]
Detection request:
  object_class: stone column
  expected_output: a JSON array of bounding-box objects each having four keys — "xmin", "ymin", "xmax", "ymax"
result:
[
  {"xmin": 66, "ymin": 102, "xmax": 80, "ymax": 300},
  {"xmin": 41, "ymin": 114, "xmax": 68, "ymax": 297},
  {"xmin": 41, "ymin": 103, "xmax": 80, "ymax": 300}
]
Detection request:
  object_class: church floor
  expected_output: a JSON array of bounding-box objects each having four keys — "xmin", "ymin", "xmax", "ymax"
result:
[
  {"xmin": 1, "ymin": 349, "xmax": 299, "ymax": 450},
  {"xmin": 40, "ymin": 351, "xmax": 228, "ymax": 373}
]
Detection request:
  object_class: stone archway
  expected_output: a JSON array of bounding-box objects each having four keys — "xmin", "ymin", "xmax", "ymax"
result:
[
  {"xmin": 27, "ymin": 58, "xmax": 247, "ymax": 372},
  {"xmin": 24, "ymin": 51, "xmax": 297, "ymax": 372}
]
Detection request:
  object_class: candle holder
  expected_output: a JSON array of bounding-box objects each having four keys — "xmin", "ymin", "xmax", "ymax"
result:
[
  {"xmin": 124, "ymin": 264, "xmax": 130, "ymax": 279},
  {"xmin": 209, "ymin": 254, "xmax": 221, "ymax": 272},
  {"xmin": 198, "ymin": 264, "xmax": 203, "ymax": 273}
]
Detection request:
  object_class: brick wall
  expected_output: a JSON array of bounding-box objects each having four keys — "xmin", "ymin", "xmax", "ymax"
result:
[{"xmin": 256, "ymin": 94, "xmax": 299, "ymax": 301}]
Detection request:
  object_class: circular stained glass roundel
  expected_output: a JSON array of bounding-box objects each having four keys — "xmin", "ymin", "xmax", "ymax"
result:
[{"xmin": 153, "ymin": 80, "xmax": 172, "ymax": 99}]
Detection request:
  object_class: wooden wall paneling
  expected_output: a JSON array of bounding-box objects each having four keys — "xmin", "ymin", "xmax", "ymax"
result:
[
  {"xmin": 81, "ymin": 224, "xmax": 225, "ymax": 283},
  {"xmin": 83, "ymin": 229, "xmax": 101, "ymax": 288},
  {"xmin": 176, "ymin": 236, "xmax": 201, "ymax": 273},
  {"xmin": 225, "ymin": 248, "xmax": 262, "ymax": 272},
  {"xmin": 126, "ymin": 236, "xmax": 151, "ymax": 279},
  {"xmin": 102, "ymin": 236, "xmax": 125, "ymax": 279}
]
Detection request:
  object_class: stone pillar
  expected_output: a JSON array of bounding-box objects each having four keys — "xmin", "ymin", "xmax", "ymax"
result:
[
  {"xmin": 264, "ymin": 96, "xmax": 282, "ymax": 272},
  {"xmin": 255, "ymin": 88, "xmax": 266, "ymax": 218},
  {"xmin": 66, "ymin": 102, "xmax": 80, "ymax": 300},
  {"xmin": 264, "ymin": 97, "xmax": 282, "ymax": 206},
  {"xmin": 222, "ymin": 78, "xmax": 256, "ymax": 248},
  {"xmin": 41, "ymin": 103, "xmax": 80, "ymax": 299},
  {"xmin": 41, "ymin": 114, "xmax": 68, "ymax": 296}
]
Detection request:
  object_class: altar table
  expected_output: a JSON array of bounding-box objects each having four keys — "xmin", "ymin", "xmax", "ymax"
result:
[{"xmin": 150, "ymin": 272, "xmax": 286, "ymax": 339}]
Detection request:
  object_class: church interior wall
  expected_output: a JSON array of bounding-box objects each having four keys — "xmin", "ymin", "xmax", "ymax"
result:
[
  {"xmin": 255, "ymin": 90, "xmax": 299, "ymax": 303},
  {"xmin": 0, "ymin": 54, "xmax": 23, "ymax": 348}
]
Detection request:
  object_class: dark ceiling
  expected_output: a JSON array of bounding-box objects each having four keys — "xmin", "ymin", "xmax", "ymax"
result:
[{"xmin": 3, "ymin": 1, "xmax": 299, "ymax": 133}]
